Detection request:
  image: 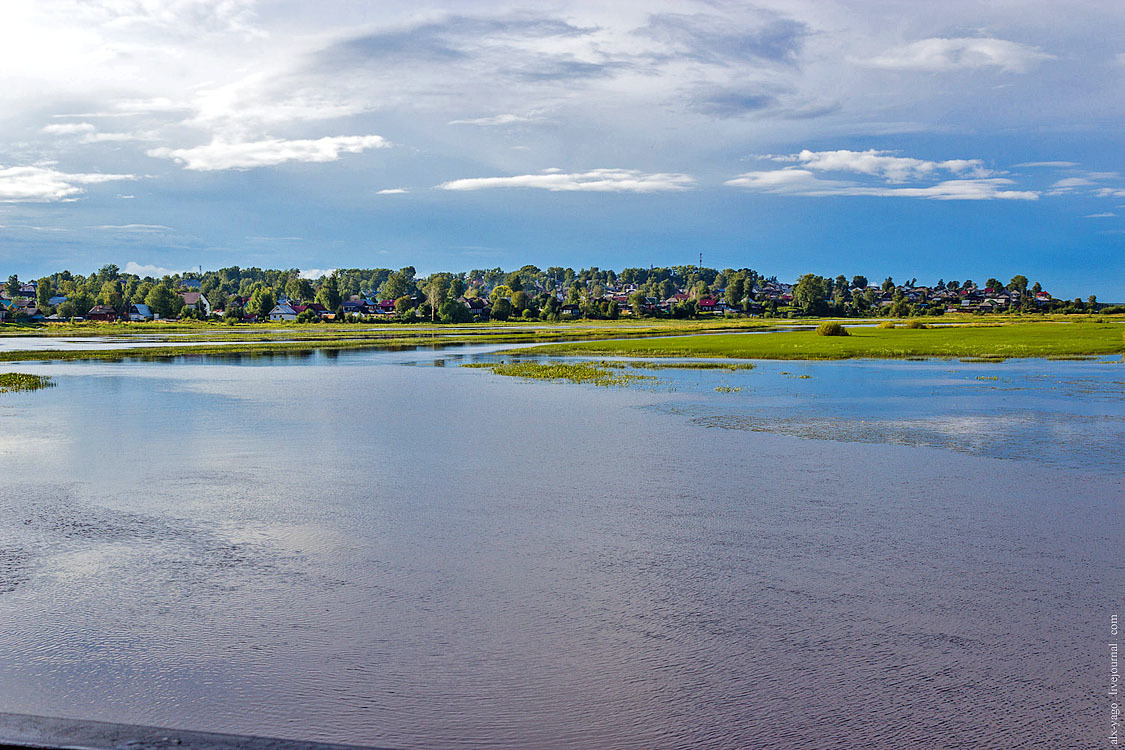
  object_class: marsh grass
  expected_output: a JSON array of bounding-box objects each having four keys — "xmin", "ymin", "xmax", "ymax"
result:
[
  {"xmin": 816, "ymin": 321, "xmax": 849, "ymax": 336},
  {"xmin": 0, "ymin": 373, "xmax": 54, "ymax": 392}
]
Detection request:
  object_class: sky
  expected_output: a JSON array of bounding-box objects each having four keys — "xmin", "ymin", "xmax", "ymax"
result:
[{"xmin": 1, "ymin": 0, "xmax": 1123, "ymax": 298}]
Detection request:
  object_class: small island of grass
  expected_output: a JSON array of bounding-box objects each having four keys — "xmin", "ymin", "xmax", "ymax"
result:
[{"xmin": 0, "ymin": 373, "xmax": 55, "ymax": 393}]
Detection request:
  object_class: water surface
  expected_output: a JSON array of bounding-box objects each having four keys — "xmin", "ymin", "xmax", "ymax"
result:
[{"xmin": 0, "ymin": 347, "xmax": 1120, "ymax": 748}]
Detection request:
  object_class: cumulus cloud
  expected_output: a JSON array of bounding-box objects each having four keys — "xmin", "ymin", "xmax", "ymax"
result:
[
  {"xmin": 0, "ymin": 164, "xmax": 134, "ymax": 202},
  {"xmin": 766, "ymin": 149, "xmax": 993, "ymax": 181},
  {"xmin": 299, "ymin": 268, "xmax": 336, "ymax": 279},
  {"xmin": 726, "ymin": 150, "xmax": 1035, "ymax": 200},
  {"xmin": 147, "ymin": 135, "xmax": 389, "ymax": 171},
  {"xmin": 123, "ymin": 261, "xmax": 184, "ymax": 278},
  {"xmin": 439, "ymin": 168, "xmax": 695, "ymax": 193},
  {"xmin": 862, "ymin": 37, "xmax": 1054, "ymax": 73}
]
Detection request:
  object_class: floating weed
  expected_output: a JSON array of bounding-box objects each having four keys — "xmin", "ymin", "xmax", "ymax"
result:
[
  {"xmin": 975, "ymin": 375, "xmax": 1000, "ymax": 381},
  {"xmin": 0, "ymin": 373, "xmax": 54, "ymax": 393},
  {"xmin": 460, "ymin": 360, "xmax": 651, "ymax": 387},
  {"xmin": 624, "ymin": 360, "xmax": 756, "ymax": 371},
  {"xmin": 714, "ymin": 385, "xmax": 742, "ymax": 393}
]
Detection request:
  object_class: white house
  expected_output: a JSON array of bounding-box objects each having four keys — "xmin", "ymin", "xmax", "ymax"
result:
[{"xmin": 268, "ymin": 302, "xmax": 298, "ymax": 321}]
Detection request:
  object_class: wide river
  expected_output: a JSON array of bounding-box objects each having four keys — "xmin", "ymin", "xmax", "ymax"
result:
[{"xmin": 0, "ymin": 344, "xmax": 1121, "ymax": 748}]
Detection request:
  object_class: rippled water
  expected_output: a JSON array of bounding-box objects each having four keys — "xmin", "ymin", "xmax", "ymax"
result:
[{"xmin": 0, "ymin": 348, "xmax": 1121, "ymax": 748}]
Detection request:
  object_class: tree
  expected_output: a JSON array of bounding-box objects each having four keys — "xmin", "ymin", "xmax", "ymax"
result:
[
  {"xmin": 881, "ymin": 277, "xmax": 895, "ymax": 293},
  {"xmin": 851, "ymin": 275, "xmax": 868, "ymax": 290},
  {"xmin": 315, "ymin": 274, "xmax": 341, "ymax": 310},
  {"xmin": 448, "ymin": 277, "xmax": 465, "ymax": 299},
  {"xmin": 489, "ymin": 284, "xmax": 514, "ymax": 304},
  {"xmin": 793, "ymin": 274, "xmax": 830, "ymax": 315},
  {"xmin": 394, "ymin": 296, "xmax": 414, "ymax": 317},
  {"xmin": 439, "ymin": 298, "xmax": 472, "ymax": 323},
  {"xmin": 249, "ymin": 287, "xmax": 276, "ymax": 318},
  {"xmin": 36, "ymin": 280, "xmax": 51, "ymax": 310},
  {"xmin": 5, "ymin": 275, "xmax": 19, "ymax": 297},
  {"xmin": 1008, "ymin": 275, "xmax": 1029, "ymax": 295},
  {"xmin": 985, "ymin": 277, "xmax": 1003, "ymax": 293},
  {"xmin": 145, "ymin": 285, "xmax": 177, "ymax": 319},
  {"xmin": 98, "ymin": 280, "xmax": 123, "ymax": 310},
  {"xmin": 286, "ymin": 277, "xmax": 314, "ymax": 302},
  {"xmin": 511, "ymin": 290, "xmax": 528, "ymax": 313},
  {"xmin": 424, "ymin": 274, "xmax": 451, "ymax": 321},
  {"xmin": 725, "ymin": 275, "xmax": 745, "ymax": 308},
  {"xmin": 491, "ymin": 297, "xmax": 514, "ymax": 320}
]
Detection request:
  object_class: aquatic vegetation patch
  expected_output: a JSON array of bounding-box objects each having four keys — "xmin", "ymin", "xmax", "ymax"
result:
[
  {"xmin": 877, "ymin": 321, "xmax": 897, "ymax": 329},
  {"xmin": 975, "ymin": 376, "xmax": 1000, "ymax": 381},
  {"xmin": 461, "ymin": 360, "xmax": 652, "ymax": 387},
  {"xmin": 904, "ymin": 320, "xmax": 929, "ymax": 329},
  {"xmin": 714, "ymin": 385, "xmax": 742, "ymax": 393},
  {"xmin": 0, "ymin": 373, "xmax": 54, "ymax": 393},
  {"xmin": 816, "ymin": 321, "xmax": 849, "ymax": 336},
  {"xmin": 624, "ymin": 361, "xmax": 756, "ymax": 371}
]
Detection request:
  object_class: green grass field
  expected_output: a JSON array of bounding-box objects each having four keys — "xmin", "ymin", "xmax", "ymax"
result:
[{"xmin": 517, "ymin": 321, "xmax": 1125, "ymax": 361}]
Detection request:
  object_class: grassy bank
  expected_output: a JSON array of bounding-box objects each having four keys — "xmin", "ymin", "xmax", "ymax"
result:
[{"xmin": 515, "ymin": 321, "xmax": 1125, "ymax": 361}]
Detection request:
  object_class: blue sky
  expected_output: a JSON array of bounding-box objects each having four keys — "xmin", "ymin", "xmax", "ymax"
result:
[{"xmin": 1, "ymin": 0, "xmax": 1123, "ymax": 298}]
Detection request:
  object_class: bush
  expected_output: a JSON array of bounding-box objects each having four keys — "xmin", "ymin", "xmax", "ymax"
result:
[
  {"xmin": 877, "ymin": 321, "xmax": 896, "ymax": 329},
  {"xmin": 816, "ymin": 321, "xmax": 849, "ymax": 336},
  {"xmin": 904, "ymin": 320, "xmax": 929, "ymax": 329}
]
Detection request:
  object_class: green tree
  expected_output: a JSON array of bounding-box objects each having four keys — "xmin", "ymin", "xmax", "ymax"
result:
[
  {"xmin": 394, "ymin": 296, "xmax": 414, "ymax": 317},
  {"xmin": 36, "ymin": 279, "xmax": 51, "ymax": 310},
  {"xmin": 5, "ymin": 275, "xmax": 19, "ymax": 297},
  {"xmin": 985, "ymin": 278, "xmax": 1003, "ymax": 293},
  {"xmin": 145, "ymin": 285, "xmax": 177, "ymax": 319},
  {"xmin": 448, "ymin": 277, "xmax": 465, "ymax": 299},
  {"xmin": 315, "ymin": 274, "xmax": 341, "ymax": 310},
  {"xmin": 851, "ymin": 275, "xmax": 868, "ymax": 290},
  {"xmin": 249, "ymin": 287, "xmax": 276, "ymax": 318},
  {"xmin": 881, "ymin": 277, "xmax": 895, "ymax": 293},
  {"xmin": 424, "ymin": 274, "xmax": 451, "ymax": 321},
  {"xmin": 491, "ymin": 297, "xmax": 514, "ymax": 320},
  {"xmin": 725, "ymin": 275, "xmax": 745, "ymax": 308},
  {"xmin": 1008, "ymin": 275, "xmax": 1029, "ymax": 295},
  {"xmin": 98, "ymin": 280, "xmax": 123, "ymax": 310},
  {"xmin": 793, "ymin": 274, "xmax": 830, "ymax": 315}
]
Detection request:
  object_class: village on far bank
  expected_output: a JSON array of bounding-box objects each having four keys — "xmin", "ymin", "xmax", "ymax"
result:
[{"xmin": 0, "ymin": 263, "xmax": 1104, "ymax": 326}]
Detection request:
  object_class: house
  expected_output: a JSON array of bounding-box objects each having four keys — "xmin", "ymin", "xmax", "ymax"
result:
[
  {"xmin": 697, "ymin": 296, "xmax": 719, "ymax": 313},
  {"xmin": 267, "ymin": 302, "xmax": 298, "ymax": 321},
  {"xmin": 179, "ymin": 291, "xmax": 211, "ymax": 316},
  {"xmin": 87, "ymin": 305, "xmax": 118, "ymax": 322},
  {"xmin": 341, "ymin": 299, "xmax": 369, "ymax": 317},
  {"xmin": 128, "ymin": 303, "xmax": 154, "ymax": 321},
  {"xmin": 375, "ymin": 299, "xmax": 397, "ymax": 315}
]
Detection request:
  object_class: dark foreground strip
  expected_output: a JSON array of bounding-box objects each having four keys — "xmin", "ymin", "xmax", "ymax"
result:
[{"xmin": 0, "ymin": 713, "xmax": 396, "ymax": 750}]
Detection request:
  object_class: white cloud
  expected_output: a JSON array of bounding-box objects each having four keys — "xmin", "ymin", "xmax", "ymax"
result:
[
  {"xmin": 92, "ymin": 224, "xmax": 173, "ymax": 232},
  {"xmin": 0, "ymin": 164, "xmax": 134, "ymax": 202},
  {"xmin": 376, "ymin": 188, "xmax": 407, "ymax": 194},
  {"xmin": 299, "ymin": 268, "xmax": 336, "ymax": 279},
  {"xmin": 123, "ymin": 261, "xmax": 183, "ymax": 278},
  {"xmin": 448, "ymin": 114, "xmax": 538, "ymax": 126},
  {"xmin": 147, "ymin": 135, "xmax": 389, "ymax": 171},
  {"xmin": 725, "ymin": 170, "xmax": 1036, "ymax": 200},
  {"xmin": 1051, "ymin": 177, "xmax": 1095, "ymax": 188},
  {"xmin": 776, "ymin": 149, "xmax": 992, "ymax": 182},
  {"xmin": 43, "ymin": 121, "xmax": 156, "ymax": 143},
  {"xmin": 439, "ymin": 168, "xmax": 695, "ymax": 192},
  {"xmin": 862, "ymin": 37, "xmax": 1054, "ymax": 73},
  {"xmin": 1014, "ymin": 161, "xmax": 1080, "ymax": 168},
  {"xmin": 1085, "ymin": 212, "xmax": 1116, "ymax": 218},
  {"xmin": 1095, "ymin": 188, "xmax": 1125, "ymax": 198}
]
